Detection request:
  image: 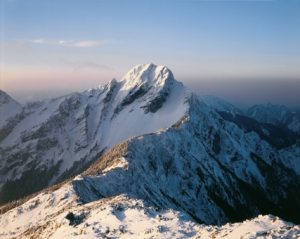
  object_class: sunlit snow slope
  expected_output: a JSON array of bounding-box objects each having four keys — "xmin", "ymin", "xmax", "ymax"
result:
[{"xmin": 0, "ymin": 64, "xmax": 189, "ymax": 204}]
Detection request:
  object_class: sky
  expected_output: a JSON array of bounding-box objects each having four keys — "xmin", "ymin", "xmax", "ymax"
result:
[{"xmin": 0, "ymin": 0, "xmax": 300, "ymax": 106}]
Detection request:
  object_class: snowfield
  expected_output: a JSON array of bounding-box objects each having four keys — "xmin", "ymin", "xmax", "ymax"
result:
[{"xmin": 0, "ymin": 182, "xmax": 299, "ymax": 239}]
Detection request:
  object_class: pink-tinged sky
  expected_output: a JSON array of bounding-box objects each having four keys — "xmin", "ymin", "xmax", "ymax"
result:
[{"xmin": 0, "ymin": 0, "xmax": 300, "ymax": 106}]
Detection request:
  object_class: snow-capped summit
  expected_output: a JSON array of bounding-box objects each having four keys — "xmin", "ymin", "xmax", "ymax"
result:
[
  {"xmin": 110, "ymin": 63, "xmax": 182, "ymax": 115},
  {"xmin": 121, "ymin": 63, "xmax": 175, "ymax": 90}
]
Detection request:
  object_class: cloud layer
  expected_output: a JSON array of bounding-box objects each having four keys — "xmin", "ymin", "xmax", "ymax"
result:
[{"xmin": 27, "ymin": 38, "xmax": 106, "ymax": 48}]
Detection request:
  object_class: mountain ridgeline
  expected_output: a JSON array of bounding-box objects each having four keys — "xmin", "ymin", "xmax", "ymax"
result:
[
  {"xmin": 0, "ymin": 64, "xmax": 299, "ymax": 226},
  {"xmin": 0, "ymin": 64, "xmax": 187, "ymax": 204}
]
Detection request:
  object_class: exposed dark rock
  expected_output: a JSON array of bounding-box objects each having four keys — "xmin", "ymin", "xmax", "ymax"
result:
[
  {"xmin": 0, "ymin": 161, "xmax": 62, "ymax": 205},
  {"xmin": 65, "ymin": 211, "xmax": 86, "ymax": 226},
  {"xmin": 114, "ymin": 84, "xmax": 148, "ymax": 115},
  {"xmin": 212, "ymin": 132, "xmax": 221, "ymax": 154},
  {"xmin": 142, "ymin": 91, "xmax": 169, "ymax": 113}
]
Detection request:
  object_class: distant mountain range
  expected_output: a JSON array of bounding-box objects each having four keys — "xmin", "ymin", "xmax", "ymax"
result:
[
  {"xmin": 0, "ymin": 64, "xmax": 299, "ymax": 238},
  {"xmin": 246, "ymin": 103, "xmax": 300, "ymax": 134}
]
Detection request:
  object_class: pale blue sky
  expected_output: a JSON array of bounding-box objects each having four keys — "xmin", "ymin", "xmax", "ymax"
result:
[{"xmin": 0, "ymin": 0, "xmax": 300, "ymax": 105}]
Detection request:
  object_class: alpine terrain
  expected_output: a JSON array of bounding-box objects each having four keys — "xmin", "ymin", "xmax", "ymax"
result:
[
  {"xmin": 0, "ymin": 64, "xmax": 187, "ymax": 204},
  {"xmin": 0, "ymin": 64, "xmax": 299, "ymax": 238}
]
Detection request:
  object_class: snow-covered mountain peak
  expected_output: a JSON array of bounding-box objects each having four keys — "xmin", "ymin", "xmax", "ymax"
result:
[
  {"xmin": 106, "ymin": 63, "xmax": 185, "ymax": 115},
  {"xmin": 0, "ymin": 64, "xmax": 189, "ymax": 204},
  {"xmin": 92, "ymin": 63, "xmax": 181, "ymax": 116},
  {"xmin": 121, "ymin": 63, "xmax": 175, "ymax": 91}
]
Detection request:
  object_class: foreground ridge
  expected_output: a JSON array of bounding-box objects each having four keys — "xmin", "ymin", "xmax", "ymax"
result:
[{"xmin": 0, "ymin": 185, "xmax": 299, "ymax": 239}]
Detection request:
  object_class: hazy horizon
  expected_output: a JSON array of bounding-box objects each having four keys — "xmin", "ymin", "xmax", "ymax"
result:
[{"xmin": 4, "ymin": 74, "xmax": 300, "ymax": 109}]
